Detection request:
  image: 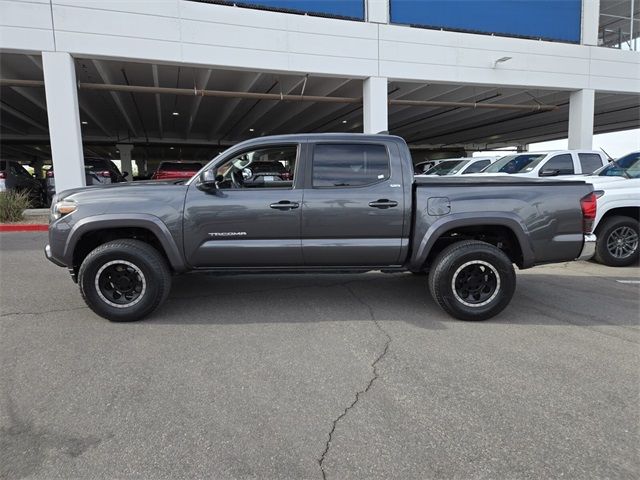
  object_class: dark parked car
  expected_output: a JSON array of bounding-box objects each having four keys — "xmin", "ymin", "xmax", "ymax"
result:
[
  {"xmin": 46, "ymin": 157, "xmax": 126, "ymax": 205},
  {"xmin": 46, "ymin": 134, "xmax": 597, "ymax": 324},
  {"xmin": 151, "ymin": 161, "xmax": 203, "ymax": 181},
  {"xmin": 0, "ymin": 159, "xmax": 45, "ymax": 207}
]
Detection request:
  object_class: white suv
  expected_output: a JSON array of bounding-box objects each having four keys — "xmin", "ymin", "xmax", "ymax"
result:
[{"xmin": 481, "ymin": 150, "xmax": 608, "ymax": 177}]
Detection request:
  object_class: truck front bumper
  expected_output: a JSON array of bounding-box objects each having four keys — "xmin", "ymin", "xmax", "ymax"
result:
[
  {"xmin": 44, "ymin": 244, "xmax": 66, "ymax": 267},
  {"xmin": 577, "ymin": 234, "xmax": 597, "ymax": 261}
]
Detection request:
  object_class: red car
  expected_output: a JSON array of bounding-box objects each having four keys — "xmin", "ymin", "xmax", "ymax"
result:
[{"xmin": 151, "ymin": 161, "xmax": 203, "ymax": 180}]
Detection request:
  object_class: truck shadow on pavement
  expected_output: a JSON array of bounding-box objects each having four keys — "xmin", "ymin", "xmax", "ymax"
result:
[
  {"xmin": 151, "ymin": 272, "xmax": 449, "ymax": 330},
  {"xmin": 147, "ymin": 271, "xmax": 640, "ymax": 331}
]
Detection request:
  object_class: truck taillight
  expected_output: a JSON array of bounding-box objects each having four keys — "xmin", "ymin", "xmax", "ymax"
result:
[
  {"xmin": 580, "ymin": 192, "xmax": 597, "ymax": 234},
  {"xmin": 46, "ymin": 170, "xmax": 54, "ymax": 178},
  {"xmin": 97, "ymin": 170, "xmax": 111, "ymax": 178},
  {"xmin": 0, "ymin": 172, "xmax": 5, "ymax": 179}
]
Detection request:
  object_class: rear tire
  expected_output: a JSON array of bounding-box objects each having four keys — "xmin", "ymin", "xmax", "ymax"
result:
[
  {"xmin": 594, "ymin": 216, "xmax": 639, "ymax": 267},
  {"xmin": 428, "ymin": 240, "xmax": 516, "ymax": 321},
  {"xmin": 78, "ymin": 239, "xmax": 172, "ymax": 322}
]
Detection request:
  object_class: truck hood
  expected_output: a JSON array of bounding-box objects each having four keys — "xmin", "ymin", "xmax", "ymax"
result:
[{"xmin": 56, "ymin": 179, "xmax": 186, "ymax": 201}]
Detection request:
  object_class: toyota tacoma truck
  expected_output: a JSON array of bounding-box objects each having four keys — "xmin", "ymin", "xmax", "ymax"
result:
[{"xmin": 45, "ymin": 134, "xmax": 597, "ymax": 322}]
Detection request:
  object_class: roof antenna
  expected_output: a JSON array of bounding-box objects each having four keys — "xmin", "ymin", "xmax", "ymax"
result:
[{"xmin": 600, "ymin": 147, "xmax": 613, "ymax": 161}]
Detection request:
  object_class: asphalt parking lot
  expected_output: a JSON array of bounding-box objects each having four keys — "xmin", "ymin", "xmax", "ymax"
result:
[{"xmin": 1, "ymin": 232, "xmax": 638, "ymax": 480}]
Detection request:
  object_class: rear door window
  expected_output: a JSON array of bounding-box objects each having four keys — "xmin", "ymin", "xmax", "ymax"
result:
[
  {"xmin": 541, "ymin": 154, "xmax": 574, "ymax": 175},
  {"xmin": 312, "ymin": 144, "xmax": 390, "ymax": 187},
  {"xmin": 578, "ymin": 153, "xmax": 604, "ymax": 173},
  {"xmin": 463, "ymin": 159, "xmax": 491, "ymax": 174}
]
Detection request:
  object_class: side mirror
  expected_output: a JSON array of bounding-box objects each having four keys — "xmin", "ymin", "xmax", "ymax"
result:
[
  {"xmin": 198, "ymin": 169, "xmax": 217, "ymax": 189},
  {"xmin": 539, "ymin": 169, "xmax": 560, "ymax": 177}
]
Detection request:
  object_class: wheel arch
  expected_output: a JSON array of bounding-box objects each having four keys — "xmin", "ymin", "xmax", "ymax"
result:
[
  {"xmin": 64, "ymin": 214, "xmax": 186, "ymax": 273},
  {"xmin": 411, "ymin": 214, "xmax": 535, "ymax": 271},
  {"xmin": 595, "ymin": 207, "xmax": 640, "ymax": 233}
]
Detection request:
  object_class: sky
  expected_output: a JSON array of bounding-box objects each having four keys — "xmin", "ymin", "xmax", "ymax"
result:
[{"xmin": 474, "ymin": 128, "xmax": 639, "ymax": 158}]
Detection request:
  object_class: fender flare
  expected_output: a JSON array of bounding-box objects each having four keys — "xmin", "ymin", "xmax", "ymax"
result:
[
  {"xmin": 62, "ymin": 213, "xmax": 186, "ymax": 272},
  {"xmin": 410, "ymin": 212, "xmax": 535, "ymax": 270}
]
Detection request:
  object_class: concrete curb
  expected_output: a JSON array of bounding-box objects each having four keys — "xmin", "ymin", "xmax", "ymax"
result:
[
  {"xmin": 0, "ymin": 224, "xmax": 48, "ymax": 232},
  {"xmin": 24, "ymin": 208, "xmax": 50, "ymax": 217}
]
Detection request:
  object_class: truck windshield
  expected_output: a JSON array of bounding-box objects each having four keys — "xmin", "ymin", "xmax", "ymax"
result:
[
  {"xmin": 594, "ymin": 152, "xmax": 640, "ymax": 178},
  {"xmin": 484, "ymin": 154, "xmax": 546, "ymax": 174},
  {"xmin": 424, "ymin": 160, "xmax": 466, "ymax": 175}
]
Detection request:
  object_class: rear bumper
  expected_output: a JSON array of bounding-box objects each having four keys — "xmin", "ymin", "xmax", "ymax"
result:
[{"xmin": 577, "ymin": 234, "xmax": 597, "ymax": 261}]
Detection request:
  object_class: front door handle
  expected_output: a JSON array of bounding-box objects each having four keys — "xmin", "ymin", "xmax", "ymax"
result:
[
  {"xmin": 368, "ymin": 199, "xmax": 398, "ymax": 209},
  {"xmin": 270, "ymin": 201, "xmax": 300, "ymax": 211}
]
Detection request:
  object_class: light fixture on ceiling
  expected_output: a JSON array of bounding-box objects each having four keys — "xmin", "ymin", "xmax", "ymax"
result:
[
  {"xmin": 249, "ymin": 128, "xmax": 255, "ymax": 132},
  {"xmin": 342, "ymin": 120, "xmax": 348, "ymax": 124},
  {"xmin": 170, "ymin": 147, "xmax": 174, "ymax": 150},
  {"xmin": 493, "ymin": 56, "xmax": 512, "ymax": 68},
  {"xmin": 81, "ymin": 121, "xmax": 88, "ymax": 125},
  {"xmin": 172, "ymin": 111, "xmax": 180, "ymax": 116}
]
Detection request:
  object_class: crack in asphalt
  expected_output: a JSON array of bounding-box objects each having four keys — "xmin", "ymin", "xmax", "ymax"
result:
[
  {"xmin": 318, "ymin": 284, "xmax": 392, "ymax": 480},
  {"xmin": 0, "ymin": 306, "xmax": 88, "ymax": 318}
]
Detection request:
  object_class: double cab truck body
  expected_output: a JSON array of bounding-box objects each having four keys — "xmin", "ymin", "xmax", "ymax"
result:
[{"xmin": 46, "ymin": 134, "xmax": 596, "ymax": 322}]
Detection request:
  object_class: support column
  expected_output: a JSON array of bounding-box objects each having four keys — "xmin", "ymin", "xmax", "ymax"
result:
[
  {"xmin": 366, "ymin": 0, "xmax": 389, "ymax": 24},
  {"xmin": 42, "ymin": 52, "xmax": 85, "ymax": 192},
  {"xmin": 363, "ymin": 77, "xmax": 388, "ymax": 134},
  {"xmin": 581, "ymin": 0, "xmax": 600, "ymax": 45},
  {"xmin": 568, "ymin": 89, "xmax": 595, "ymax": 150},
  {"xmin": 117, "ymin": 144, "xmax": 134, "ymax": 181}
]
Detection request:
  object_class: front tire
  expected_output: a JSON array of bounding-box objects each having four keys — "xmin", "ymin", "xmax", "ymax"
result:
[
  {"xmin": 428, "ymin": 240, "xmax": 516, "ymax": 321},
  {"xmin": 594, "ymin": 216, "xmax": 639, "ymax": 267},
  {"xmin": 78, "ymin": 239, "xmax": 172, "ymax": 322}
]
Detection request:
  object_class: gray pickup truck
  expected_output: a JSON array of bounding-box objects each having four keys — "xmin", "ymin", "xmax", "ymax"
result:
[{"xmin": 46, "ymin": 134, "xmax": 597, "ymax": 322}]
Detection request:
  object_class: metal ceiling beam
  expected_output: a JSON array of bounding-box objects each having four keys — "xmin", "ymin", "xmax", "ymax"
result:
[
  {"xmin": 0, "ymin": 78, "xmax": 559, "ymax": 112},
  {"xmin": 268, "ymin": 78, "xmax": 353, "ymax": 133},
  {"xmin": 0, "ymin": 134, "xmax": 237, "ymax": 147},
  {"xmin": 90, "ymin": 60, "xmax": 139, "ymax": 138},
  {"xmin": 208, "ymin": 72, "xmax": 262, "ymax": 141},
  {"xmin": 226, "ymin": 75, "xmax": 306, "ymax": 138},
  {"xmin": 185, "ymin": 68, "xmax": 212, "ymax": 139},
  {"xmin": 0, "ymin": 101, "xmax": 47, "ymax": 131},
  {"xmin": 151, "ymin": 64, "xmax": 164, "ymax": 138},
  {"xmin": 77, "ymin": 99, "xmax": 113, "ymax": 138}
]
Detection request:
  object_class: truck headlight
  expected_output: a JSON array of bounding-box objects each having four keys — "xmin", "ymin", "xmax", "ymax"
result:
[{"xmin": 52, "ymin": 200, "xmax": 77, "ymax": 220}]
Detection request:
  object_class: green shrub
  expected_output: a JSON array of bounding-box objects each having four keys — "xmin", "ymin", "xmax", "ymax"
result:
[{"xmin": 0, "ymin": 190, "xmax": 31, "ymax": 222}]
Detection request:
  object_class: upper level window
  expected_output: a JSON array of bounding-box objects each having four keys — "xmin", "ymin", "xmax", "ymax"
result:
[
  {"xmin": 312, "ymin": 144, "xmax": 390, "ymax": 187},
  {"xmin": 214, "ymin": 145, "xmax": 297, "ymax": 189}
]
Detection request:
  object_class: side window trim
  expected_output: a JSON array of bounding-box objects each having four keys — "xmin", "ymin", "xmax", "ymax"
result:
[{"xmin": 310, "ymin": 142, "xmax": 392, "ymax": 189}]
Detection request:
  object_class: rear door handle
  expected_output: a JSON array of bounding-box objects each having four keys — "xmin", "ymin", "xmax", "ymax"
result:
[
  {"xmin": 270, "ymin": 201, "xmax": 300, "ymax": 210},
  {"xmin": 368, "ymin": 199, "xmax": 398, "ymax": 209}
]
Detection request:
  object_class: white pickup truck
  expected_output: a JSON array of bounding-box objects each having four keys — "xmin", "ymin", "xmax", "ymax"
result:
[
  {"xmin": 482, "ymin": 150, "xmax": 608, "ymax": 177},
  {"xmin": 585, "ymin": 152, "xmax": 640, "ymax": 267}
]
